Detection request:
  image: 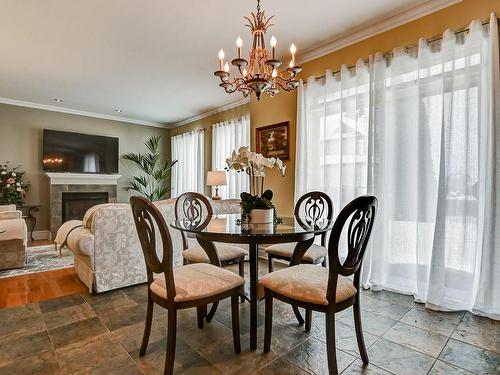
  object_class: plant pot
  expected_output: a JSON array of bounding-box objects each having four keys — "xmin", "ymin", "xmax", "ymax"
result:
[{"xmin": 249, "ymin": 208, "xmax": 274, "ymax": 224}]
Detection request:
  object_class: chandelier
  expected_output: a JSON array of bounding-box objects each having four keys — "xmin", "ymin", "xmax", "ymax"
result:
[{"xmin": 214, "ymin": 0, "xmax": 302, "ymax": 100}]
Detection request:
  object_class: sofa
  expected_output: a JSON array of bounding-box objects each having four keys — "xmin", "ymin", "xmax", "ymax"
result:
[
  {"xmin": 0, "ymin": 204, "xmax": 27, "ymax": 270},
  {"xmin": 63, "ymin": 198, "xmax": 241, "ymax": 293}
]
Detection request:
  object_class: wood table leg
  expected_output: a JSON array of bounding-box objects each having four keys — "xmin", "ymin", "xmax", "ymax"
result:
[{"xmin": 249, "ymin": 242, "xmax": 258, "ymax": 351}]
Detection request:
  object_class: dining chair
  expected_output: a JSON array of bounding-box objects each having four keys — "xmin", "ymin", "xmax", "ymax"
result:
[
  {"xmin": 265, "ymin": 191, "xmax": 334, "ymax": 273},
  {"xmin": 260, "ymin": 195, "xmax": 377, "ymax": 375},
  {"xmin": 264, "ymin": 191, "xmax": 334, "ymax": 327},
  {"xmin": 130, "ymin": 196, "xmax": 244, "ymax": 375},
  {"xmin": 175, "ymin": 192, "xmax": 247, "ymax": 321}
]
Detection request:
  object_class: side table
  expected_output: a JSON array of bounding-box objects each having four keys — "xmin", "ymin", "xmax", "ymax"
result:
[{"xmin": 16, "ymin": 205, "xmax": 41, "ymax": 241}]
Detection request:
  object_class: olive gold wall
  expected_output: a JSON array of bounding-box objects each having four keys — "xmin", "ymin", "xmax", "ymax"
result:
[{"xmin": 0, "ymin": 103, "xmax": 170, "ymax": 233}]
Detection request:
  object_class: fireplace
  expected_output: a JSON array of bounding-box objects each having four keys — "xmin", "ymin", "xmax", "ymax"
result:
[
  {"xmin": 46, "ymin": 172, "xmax": 120, "ymax": 238},
  {"xmin": 61, "ymin": 191, "xmax": 109, "ymax": 222}
]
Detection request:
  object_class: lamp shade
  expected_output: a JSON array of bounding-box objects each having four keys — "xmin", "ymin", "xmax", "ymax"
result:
[{"xmin": 206, "ymin": 171, "xmax": 227, "ymax": 186}]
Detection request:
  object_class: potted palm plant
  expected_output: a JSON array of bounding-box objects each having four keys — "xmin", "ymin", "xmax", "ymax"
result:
[{"xmin": 122, "ymin": 136, "xmax": 177, "ymax": 201}]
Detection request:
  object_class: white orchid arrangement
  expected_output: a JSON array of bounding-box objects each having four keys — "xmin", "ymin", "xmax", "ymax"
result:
[
  {"xmin": 226, "ymin": 147, "xmax": 286, "ymax": 200},
  {"xmin": 225, "ymin": 147, "xmax": 286, "ymax": 178}
]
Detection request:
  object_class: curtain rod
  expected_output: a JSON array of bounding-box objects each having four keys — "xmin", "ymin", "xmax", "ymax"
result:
[
  {"xmin": 213, "ymin": 113, "xmax": 250, "ymax": 126},
  {"xmin": 308, "ymin": 17, "xmax": 495, "ymax": 82},
  {"xmin": 172, "ymin": 128, "xmax": 205, "ymax": 138}
]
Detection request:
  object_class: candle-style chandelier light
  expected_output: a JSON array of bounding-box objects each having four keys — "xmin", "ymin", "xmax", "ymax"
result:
[{"xmin": 214, "ymin": 0, "xmax": 302, "ymax": 100}]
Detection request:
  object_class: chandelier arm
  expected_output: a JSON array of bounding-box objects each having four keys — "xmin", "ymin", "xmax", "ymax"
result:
[
  {"xmin": 274, "ymin": 76, "xmax": 293, "ymax": 85},
  {"xmin": 280, "ymin": 71, "xmax": 296, "ymax": 80},
  {"xmin": 273, "ymin": 80, "xmax": 289, "ymax": 91},
  {"xmin": 275, "ymin": 76, "xmax": 299, "ymax": 90},
  {"xmin": 222, "ymin": 77, "xmax": 249, "ymax": 94},
  {"xmin": 275, "ymin": 72, "xmax": 298, "ymax": 86},
  {"xmin": 280, "ymin": 85, "xmax": 296, "ymax": 92},
  {"xmin": 225, "ymin": 81, "xmax": 247, "ymax": 94},
  {"xmin": 219, "ymin": 75, "xmax": 245, "ymax": 86}
]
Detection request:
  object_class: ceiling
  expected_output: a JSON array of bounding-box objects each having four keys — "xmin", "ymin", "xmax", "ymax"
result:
[{"xmin": 0, "ymin": 0, "xmax": 428, "ymax": 127}]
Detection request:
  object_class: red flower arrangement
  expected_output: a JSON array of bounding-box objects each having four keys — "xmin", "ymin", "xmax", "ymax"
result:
[{"xmin": 0, "ymin": 162, "xmax": 30, "ymax": 206}]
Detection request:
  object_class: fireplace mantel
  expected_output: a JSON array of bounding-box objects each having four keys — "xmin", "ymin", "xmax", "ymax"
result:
[{"xmin": 45, "ymin": 172, "xmax": 122, "ymax": 185}]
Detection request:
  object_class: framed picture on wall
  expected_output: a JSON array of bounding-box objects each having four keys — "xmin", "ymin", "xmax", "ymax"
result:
[{"xmin": 255, "ymin": 121, "xmax": 289, "ymax": 160}]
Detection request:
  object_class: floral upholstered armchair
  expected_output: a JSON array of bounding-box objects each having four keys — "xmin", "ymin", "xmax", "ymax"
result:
[{"xmin": 62, "ymin": 198, "xmax": 241, "ymax": 293}]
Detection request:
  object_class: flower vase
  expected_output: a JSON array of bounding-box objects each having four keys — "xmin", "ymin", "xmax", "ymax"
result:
[{"xmin": 249, "ymin": 175, "xmax": 264, "ymax": 197}]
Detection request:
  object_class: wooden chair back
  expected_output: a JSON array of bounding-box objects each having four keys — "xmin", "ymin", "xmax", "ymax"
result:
[
  {"xmin": 294, "ymin": 191, "xmax": 334, "ymax": 247},
  {"xmin": 130, "ymin": 196, "xmax": 176, "ymax": 303},
  {"xmin": 174, "ymin": 192, "xmax": 213, "ymax": 250},
  {"xmin": 326, "ymin": 195, "xmax": 377, "ymax": 302}
]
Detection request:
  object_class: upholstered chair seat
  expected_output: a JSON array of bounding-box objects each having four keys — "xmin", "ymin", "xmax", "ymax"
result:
[
  {"xmin": 183, "ymin": 244, "xmax": 247, "ymax": 264},
  {"xmin": 150, "ymin": 263, "xmax": 244, "ymax": 302},
  {"xmin": 259, "ymin": 264, "xmax": 357, "ymax": 305},
  {"xmin": 265, "ymin": 243, "xmax": 327, "ymax": 263}
]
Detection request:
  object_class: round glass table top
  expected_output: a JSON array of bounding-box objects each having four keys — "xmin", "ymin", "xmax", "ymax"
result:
[{"xmin": 171, "ymin": 214, "xmax": 333, "ymax": 237}]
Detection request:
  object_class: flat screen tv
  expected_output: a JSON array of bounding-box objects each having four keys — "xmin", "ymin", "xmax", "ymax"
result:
[{"xmin": 43, "ymin": 129, "xmax": 119, "ymax": 174}]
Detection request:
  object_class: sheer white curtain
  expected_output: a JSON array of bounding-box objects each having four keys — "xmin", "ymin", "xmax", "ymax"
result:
[
  {"xmin": 296, "ymin": 60, "xmax": 370, "ymax": 215},
  {"xmin": 171, "ymin": 130, "xmax": 205, "ymax": 197},
  {"xmin": 212, "ymin": 115, "xmax": 250, "ymax": 198},
  {"xmin": 296, "ymin": 14, "xmax": 499, "ymax": 318}
]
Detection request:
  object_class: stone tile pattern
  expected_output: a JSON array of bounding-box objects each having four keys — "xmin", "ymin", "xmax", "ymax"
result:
[{"xmin": 0, "ymin": 265, "xmax": 498, "ymax": 374}]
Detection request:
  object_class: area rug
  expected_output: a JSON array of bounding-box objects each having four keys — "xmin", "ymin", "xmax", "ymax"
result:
[{"xmin": 0, "ymin": 244, "xmax": 74, "ymax": 278}]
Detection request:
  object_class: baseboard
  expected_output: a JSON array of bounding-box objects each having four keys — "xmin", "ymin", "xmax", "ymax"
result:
[{"xmin": 32, "ymin": 230, "xmax": 51, "ymax": 240}]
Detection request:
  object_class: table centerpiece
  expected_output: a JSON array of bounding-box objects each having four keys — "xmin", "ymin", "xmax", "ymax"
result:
[{"xmin": 226, "ymin": 147, "xmax": 285, "ymax": 224}]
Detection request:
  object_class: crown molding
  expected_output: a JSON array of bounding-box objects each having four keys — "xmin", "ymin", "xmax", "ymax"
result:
[
  {"xmin": 171, "ymin": 97, "xmax": 251, "ymax": 128},
  {"xmin": 297, "ymin": 0, "xmax": 462, "ymax": 65},
  {"xmin": 0, "ymin": 97, "xmax": 167, "ymax": 128}
]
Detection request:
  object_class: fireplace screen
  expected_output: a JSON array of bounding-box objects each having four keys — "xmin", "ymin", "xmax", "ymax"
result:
[{"xmin": 61, "ymin": 192, "xmax": 109, "ymax": 222}]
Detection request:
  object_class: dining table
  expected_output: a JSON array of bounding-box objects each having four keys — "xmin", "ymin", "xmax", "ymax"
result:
[{"xmin": 171, "ymin": 213, "xmax": 334, "ymax": 350}]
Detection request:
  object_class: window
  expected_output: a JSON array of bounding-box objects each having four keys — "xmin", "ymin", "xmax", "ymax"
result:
[
  {"xmin": 171, "ymin": 130, "xmax": 205, "ymax": 197},
  {"xmin": 212, "ymin": 115, "xmax": 250, "ymax": 198},
  {"xmin": 296, "ymin": 16, "xmax": 499, "ymax": 317}
]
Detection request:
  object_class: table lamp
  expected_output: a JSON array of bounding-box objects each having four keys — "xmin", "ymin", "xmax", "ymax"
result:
[{"xmin": 206, "ymin": 171, "xmax": 227, "ymax": 200}]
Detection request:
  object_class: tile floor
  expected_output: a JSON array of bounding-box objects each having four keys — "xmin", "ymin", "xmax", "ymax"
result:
[{"xmin": 0, "ymin": 263, "xmax": 498, "ymax": 374}]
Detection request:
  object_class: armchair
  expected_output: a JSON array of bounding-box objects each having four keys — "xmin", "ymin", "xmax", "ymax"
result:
[{"xmin": 0, "ymin": 204, "xmax": 27, "ymax": 270}]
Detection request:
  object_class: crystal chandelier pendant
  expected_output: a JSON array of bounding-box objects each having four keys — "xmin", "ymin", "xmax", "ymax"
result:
[{"xmin": 214, "ymin": 0, "xmax": 302, "ymax": 100}]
